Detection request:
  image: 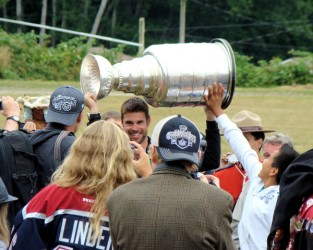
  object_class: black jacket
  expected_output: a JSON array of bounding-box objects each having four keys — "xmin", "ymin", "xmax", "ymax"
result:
[
  {"xmin": 268, "ymin": 149, "xmax": 313, "ymax": 249},
  {"xmin": 200, "ymin": 120, "xmax": 221, "ymax": 171},
  {"xmin": 29, "ymin": 124, "xmax": 75, "ymax": 190}
]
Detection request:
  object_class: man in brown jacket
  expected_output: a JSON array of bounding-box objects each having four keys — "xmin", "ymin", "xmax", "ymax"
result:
[{"xmin": 107, "ymin": 114, "xmax": 235, "ymax": 250}]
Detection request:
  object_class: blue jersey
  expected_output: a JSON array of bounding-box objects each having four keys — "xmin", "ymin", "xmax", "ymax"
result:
[{"xmin": 8, "ymin": 184, "xmax": 112, "ymax": 250}]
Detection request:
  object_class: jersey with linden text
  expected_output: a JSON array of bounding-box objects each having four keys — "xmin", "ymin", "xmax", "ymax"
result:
[{"xmin": 8, "ymin": 184, "xmax": 112, "ymax": 250}]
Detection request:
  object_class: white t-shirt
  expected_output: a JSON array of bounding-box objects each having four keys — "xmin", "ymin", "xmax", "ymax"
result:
[{"xmin": 216, "ymin": 114, "xmax": 279, "ymax": 250}]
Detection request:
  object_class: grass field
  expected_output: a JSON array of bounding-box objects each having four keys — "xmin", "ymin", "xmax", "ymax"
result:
[{"xmin": 1, "ymin": 80, "xmax": 313, "ymax": 154}]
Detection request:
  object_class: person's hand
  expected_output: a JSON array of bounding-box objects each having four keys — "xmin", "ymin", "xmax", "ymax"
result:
[
  {"xmin": 274, "ymin": 229, "xmax": 283, "ymax": 242},
  {"xmin": 130, "ymin": 141, "xmax": 152, "ymax": 177},
  {"xmin": 204, "ymin": 106, "xmax": 216, "ymax": 121},
  {"xmin": 199, "ymin": 174, "xmax": 209, "ymax": 184},
  {"xmin": 220, "ymin": 152, "xmax": 233, "ymax": 168},
  {"xmin": 204, "ymin": 82, "xmax": 224, "ymax": 117},
  {"xmin": 269, "ymin": 229, "xmax": 284, "ymax": 249},
  {"xmin": 2, "ymin": 96, "xmax": 20, "ymax": 131},
  {"xmin": 1, "ymin": 96, "xmax": 20, "ymax": 118},
  {"xmin": 198, "ymin": 173, "xmax": 220, "ymax": 187},
  {"xmin": 205, "ymin": 174, "xmax": 220, "ymax": 187},
  {"xmin": 23, "ymin": 121, "xmax": 36, "ymax": 132},
  {"xmin": 84, "ymin": 92, "xmax": 99, "ymax": 114}
]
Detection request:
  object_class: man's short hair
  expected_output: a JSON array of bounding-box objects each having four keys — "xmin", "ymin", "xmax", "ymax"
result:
[
  {"xmin": 101, "ymin": 110, "xmax": 121, "ymax": 121},
  {"xmin": 263, "ymin": 133, "xmax": 293, "ymax": 147},
  {"xmin": 121, "ymin": 97, "xmax": 150, "ymax": 121}
]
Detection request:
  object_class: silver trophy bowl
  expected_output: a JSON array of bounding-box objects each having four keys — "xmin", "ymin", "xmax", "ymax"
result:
[{"xmin": 80, "ymin": 38, "xmax": 236, "ymax": 108}]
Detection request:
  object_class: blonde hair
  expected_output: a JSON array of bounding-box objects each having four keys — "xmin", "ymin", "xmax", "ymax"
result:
[
  {"xmin": 0, "ymin": 203, "xmax": 10, "ymax": 246},
  {"xmin": 51, "ymin": 120, "xmax": 137, "ymax": 239}
]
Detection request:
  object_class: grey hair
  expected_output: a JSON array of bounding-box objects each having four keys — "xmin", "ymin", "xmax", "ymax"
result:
[
  {"xmin": 101, "ymin": 110, "xmax": 121, "ymax": 121},
  {"xmin": 263, "ymin": 133, "xmax": 293, "ymax": 148}
]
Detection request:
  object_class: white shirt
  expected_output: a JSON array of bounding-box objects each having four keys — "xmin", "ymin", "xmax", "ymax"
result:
[{"xmin": 216, "ymin": 114, "xmax": 279, "ymax": 250}]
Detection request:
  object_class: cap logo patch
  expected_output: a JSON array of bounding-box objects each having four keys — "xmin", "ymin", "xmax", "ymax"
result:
[
  {"xmin": 166, "ymin": 125, "xmax": 196, "ymax": 149},
  {"xmin": 52, "ymin": 95, "xmax": 77, "ymax": 112}
]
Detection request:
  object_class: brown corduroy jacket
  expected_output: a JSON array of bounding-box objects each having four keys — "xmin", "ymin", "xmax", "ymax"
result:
[{"xmin": 108, "ymin": 162, "xmax": 236, "ymax": 250}]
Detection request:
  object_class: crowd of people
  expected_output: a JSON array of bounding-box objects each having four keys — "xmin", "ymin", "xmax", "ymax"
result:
[{"xmin": 0, "ymin": 83, "xmax": 312, "ymax": 250}]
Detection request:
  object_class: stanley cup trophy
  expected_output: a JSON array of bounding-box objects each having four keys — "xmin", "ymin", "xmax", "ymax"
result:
[{"xmin": 80, "ymin": 38, "xmax": 236, "ymax": 109}]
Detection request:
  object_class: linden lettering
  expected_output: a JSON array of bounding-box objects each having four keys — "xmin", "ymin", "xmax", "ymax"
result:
[{"xmin": 58, "ymin": 218, "xmax": 108, "ymax": 249}]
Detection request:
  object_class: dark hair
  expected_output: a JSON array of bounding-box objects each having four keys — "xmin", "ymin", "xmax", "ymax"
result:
[
  {"xmin": 272, "ymin": 144, "xmax": 299, "ymax": 184},
  {"xmin": 251, "ymin": 131, "xmax": 265, "ymax": 141},
  {"xmin": 250, "ymin": 131, "xmax": 265, "ymax": 151},
  {"xmin": 49, "ymin": 122, "xmax": 66, "ymax": 130},
  {"xmin": 120, "ymin": 97, "xmax": 150, "ymax": 121}
]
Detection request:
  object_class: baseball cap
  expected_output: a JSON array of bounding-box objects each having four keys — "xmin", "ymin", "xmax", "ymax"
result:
[
  {"xmin": 151, "ymin": 114, "xmax": 201, "ymax": 166},
  {"xmin": 46, "ymin": 86, "xmax": 85, "ymax": 126},
  {"xmin": 0, "ymin": 177, "xmax": 17, "ymax": 204}
]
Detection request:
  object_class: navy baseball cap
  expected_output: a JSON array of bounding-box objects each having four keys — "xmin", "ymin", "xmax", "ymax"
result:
[
  {"xmin": 46, "ymin": 86, "xmax": 85, "ymax": 126},
  {"xmin": 0, "ymin": 178, "xmax": 17, "ymax": 204},
  {"xmin": 151, "ymin": 115, "xmax": 201, "ymax": 166}
]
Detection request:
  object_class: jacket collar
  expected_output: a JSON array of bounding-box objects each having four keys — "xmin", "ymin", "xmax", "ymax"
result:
[{"xmin": 153, "ymin": 162, "xmax": 193, "ymax": 179}]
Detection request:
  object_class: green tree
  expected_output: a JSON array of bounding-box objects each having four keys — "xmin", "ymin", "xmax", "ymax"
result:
[{"xmin": 1, "ymin": 0, "xmax": 313, "ymax": 62}]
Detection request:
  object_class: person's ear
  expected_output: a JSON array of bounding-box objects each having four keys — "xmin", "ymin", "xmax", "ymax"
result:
[
  {"xmin": 257, "ymin": 139, "xmax": 264, "ymax": 152},
  {"xmin": 198, "ymin": 150, "xmax": 202, "ymax": 162},
  {"xmin": 270, "ymin": 167, "xmax": 279, "ymax": 177},
  {"xmin": 77, "ymin": 112, "xmax": 84, "ymax": 123},
  {"xmin": 150, "ymin": 145, "xmax": 158, "ymax": 165}
]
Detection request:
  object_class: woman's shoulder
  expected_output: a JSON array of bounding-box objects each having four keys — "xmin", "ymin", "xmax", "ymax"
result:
[{"xmin": 25, "ymin": 184, "xmax": 90, "ymax": 218}]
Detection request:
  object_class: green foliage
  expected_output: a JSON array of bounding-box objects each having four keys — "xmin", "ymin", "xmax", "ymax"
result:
[
  {"xmin": 1, "ymin": 30, "xmax": 313, "ymax": 87},
  {"xmin": 0, "ymin": 0, "xmax": 8, "ymax": 8},
  {"xmin": 0, "ymin": 30, "xmax": 123, "ymax": 81},
  {"xmin": 235, "ymin": 50, "xmax": 313, "ymax": 87},
  {"xmin": 0, "ymin": 45, "xmax": 11, "ymax": 78},
  {"xmin": 2, "ymin": 0, "xmax": 313, "ymax": 62},
  {"xmin": 234, "ymin": 52, "xmax": 257, "ymax": 87}
]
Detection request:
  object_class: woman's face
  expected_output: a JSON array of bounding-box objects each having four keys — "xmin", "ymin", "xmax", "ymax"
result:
[{"xmin": 258, "ymin": 150, "xmax": 280, "ymax": 180}]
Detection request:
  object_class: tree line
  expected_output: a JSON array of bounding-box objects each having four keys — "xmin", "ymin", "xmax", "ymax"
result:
[{"xmin": 1, "ymin": 0, "xmax": 313, "ymax": 62}]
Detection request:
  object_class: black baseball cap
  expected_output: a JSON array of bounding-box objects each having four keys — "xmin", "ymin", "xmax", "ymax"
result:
[{"xmin": 151, "ymin": 114, "xmax": 201, "ymax": 166}]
